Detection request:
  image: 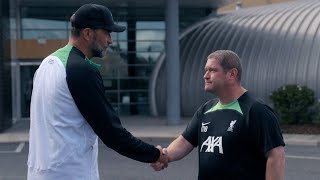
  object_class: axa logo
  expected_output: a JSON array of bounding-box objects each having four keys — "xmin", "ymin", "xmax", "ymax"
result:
[
  {"xmin": 201, "ymin": 122, "xmax": 210, "ymax": 132},
  {"xmin": 200, "ymin": 136, "xmax": 223, "ymax": 154},
  {"xmin": 227, "ymin": 120, "xmax": 237, "ymax": 132}
]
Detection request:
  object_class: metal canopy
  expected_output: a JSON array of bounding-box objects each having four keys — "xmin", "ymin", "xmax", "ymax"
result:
[{"xmin": 150, "ymin": 0, "xmax": 320, "ymax": 116}]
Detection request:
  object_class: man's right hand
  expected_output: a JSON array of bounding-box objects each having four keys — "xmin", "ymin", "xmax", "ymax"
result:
[{"xmin": 150, "ymin": 145, "xmax": 169, "ymax": 171}]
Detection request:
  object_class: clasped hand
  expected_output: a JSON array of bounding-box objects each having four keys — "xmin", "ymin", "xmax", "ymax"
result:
[{"xmin": 150, "ymin": 145, "xmax": 169, "ymax": 171}]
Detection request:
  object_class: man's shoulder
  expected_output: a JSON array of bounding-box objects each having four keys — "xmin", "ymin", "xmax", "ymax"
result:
[
  {"xmin": 238, "ymin": 92, "xmax": 263, "ymax": 106},
  {"xmin": 240, "ymin": 92, "xmax": 275, "ymax": 116},
  {"xmin": 238, "ymin": 92, "xmax": 270, "ymax": 116},
  {"xmin": 198, "ymin": 98, "xmax": 219, "ymax": 113}
]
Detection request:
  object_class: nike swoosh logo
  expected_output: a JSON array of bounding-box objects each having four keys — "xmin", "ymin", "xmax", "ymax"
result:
[{"xmin": 202, "ymin": 122, "xmax": 211, "ymax": 126}]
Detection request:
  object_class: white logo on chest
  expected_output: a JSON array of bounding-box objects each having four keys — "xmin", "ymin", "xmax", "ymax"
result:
[
  {"xmin": 227, "ymin": 120, "xmax": 237, "ymax": 132},
  {"xmin": 200, "ymin": 136, "xmax": 223, "ymax": 154},
  {"xmin": 201, "ymin": 122, "xmax": 210, "ymax": 132}
]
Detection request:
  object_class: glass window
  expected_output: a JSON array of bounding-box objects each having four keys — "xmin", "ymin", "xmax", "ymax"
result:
[
  {"xmin": 120, "ymin": 79, "xmax": 149, "ymax": 89},
  {"xmin": 132, "ymin": 65, "xmax": 153, "ymax": 77},
  {"xmin": 136, "ymin": 30, "xmax": 165, "ymax": 40},
  {"xmin": 119, "ymin": 92, "xmax": 148, "ymax": 104},
  {"xmin": 136, "ymin": 104, "xmax": 149, "ymax": 115},
  {"xmin": 136, "ymin": 41, "xmax": 164, "ymax": 52},
  {"xmin": 22, "ymin": 18, "xmax": 67, "ymax": 29},
  {"xmin": 23, "ymin": 30, "xmax": 67, "ymax": 39},
  {"xmin": 120, "ymin": 92, "xmax": 148, "ymax": 103},
  {"xmin": 110, "ymin": 42, "xmax": 128, "ymax": 51},
  {"xmin": 111, "ymin": 31, "xmax": 127, "ymax": 41},
  {"xmin": 93, "ymin": 55, "xmax": 128, "ymax": 78},
  {"xmin": 135, "ymin": 92, "xmax": 149, "ymax": 104},
  {"xmin": 22, "ymin": 18, "xmax": 68, "ymax": 39},
  {"xmin": 119, "ymin": 104, "xmax": 150, "ymax": 115},
  {"xmin": 103, "ymin": 79, "xmax": 118, "ymax": 90},
  {"xmin": 136, "ymin": 21, "xmax": 165, "ymax": 30},
  {"xmin": 136, "ymin": 52, "xmax": 161, "ymax": 63}
]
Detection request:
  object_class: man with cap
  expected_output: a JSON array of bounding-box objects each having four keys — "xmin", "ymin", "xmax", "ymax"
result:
[{"xmin": 27, "ymin": 4, "xmax": 168, "ymax": 180}]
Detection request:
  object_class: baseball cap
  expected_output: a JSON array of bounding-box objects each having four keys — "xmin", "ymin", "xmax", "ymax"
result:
[{"xmin": 72, "ymin": 4, "xmax": 126, "ymax": 32}]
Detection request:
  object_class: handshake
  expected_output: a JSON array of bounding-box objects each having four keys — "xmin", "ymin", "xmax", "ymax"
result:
[{"xmin": 150, "ymin": 145, "xmax": 170, "ymax": 171}]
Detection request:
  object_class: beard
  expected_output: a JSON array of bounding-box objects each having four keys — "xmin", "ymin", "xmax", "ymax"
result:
[
  {"xmin": 90, "ymin": 33, "xmax": 107, "ymax": 58},
  {"xmin": 91, "ymin": 46, "xmax": 103, "ymax": 58}
]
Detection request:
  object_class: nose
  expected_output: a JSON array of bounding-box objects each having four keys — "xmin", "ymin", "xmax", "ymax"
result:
[{"xmin": 203, "ymin": 71, "xmax": 208, "ymax": 79}]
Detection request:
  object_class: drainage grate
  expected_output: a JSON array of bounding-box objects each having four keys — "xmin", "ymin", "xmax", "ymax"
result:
[{"xmin": 0, "ymin": 142, "xmax": 25, "ymax": 153}]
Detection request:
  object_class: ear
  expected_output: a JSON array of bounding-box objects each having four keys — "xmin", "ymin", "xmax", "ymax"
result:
[
  {"xmin": 82, "ymin": 28, "xmax": 92, "ymax": 41},
  {"xmin": 228, "ymin": 68, "xmax": 238, "ymax": 80}
]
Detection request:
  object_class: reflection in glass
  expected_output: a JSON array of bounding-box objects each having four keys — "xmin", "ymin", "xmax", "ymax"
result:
[
  {"xmin": 103, "ymin": 79, "xmax": 117, "ymax": 90},
  {"xmin": 92, "ymin": 53, "xmax": 128, "ymax": 78},
  {"xmin": 136, "ymin": 41, "xmax": 164, "ymax": 52},
  {"xmin": 22, "ymin": 18, "xmax": 67, "ymax": 29},
  {"xmin": 119, "ymin": 104, "xmax": 149, "ymax": 115},
  {"xmin": 134, "ymin": 65, "xmax": 153, "ymax": 77},
  {"xmin": 112, "ymin": 42, "xmax": 128, "ymax": 51},
  {"xmin": 111, "ymin": 31, "xmax": 127, "ymax": 41},
  {"xmin": 120, "ymin": 79, "xmax": 149, "ymax": 89},
  {"xmin": 136, "ymin": 30, "xmax": 165, "ymax": 40},
  {"xmin": 120, "ymin": 92, "xmax": 148, "ymax": 103},
  {"xmin": 136, "ymin": 52, "xmax": 161, "ymax": 63},
  {"xmin": 136, "ymin": 21, "xmax": 165, "ymax": 30},
  {"xmin": 23, "ymin": 30, "xmax": 67, "ymax": 39}
]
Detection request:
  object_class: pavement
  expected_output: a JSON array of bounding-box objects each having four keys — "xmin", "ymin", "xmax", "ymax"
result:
[{"xmin": 0, "ymin": 116, "xmax": 319, "ymax": 146}]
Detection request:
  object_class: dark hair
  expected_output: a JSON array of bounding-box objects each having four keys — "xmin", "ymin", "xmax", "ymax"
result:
[
  {"xmin": 70, "ymin": 27, "xmax": 82, "ymax": 38},
  {"xmin": 207, "ymin": 50, "xmax": 242, "ymax": 81},
  {"xmin": 70, "ymin": 14, "xmax": 82, "ymax": 38}
]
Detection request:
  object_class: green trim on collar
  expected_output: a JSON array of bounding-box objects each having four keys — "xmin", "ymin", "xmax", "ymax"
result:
[
  {"xmin": 205, "ymin": 100, "xmax": 243, "ymax": 115},
  {"xmin": 85, "ymin": 57, "xmax": 101, "ymax": 69},
  {"xmin": 51, "ymin": 44, "xmax": 72, "ymax": 67}
]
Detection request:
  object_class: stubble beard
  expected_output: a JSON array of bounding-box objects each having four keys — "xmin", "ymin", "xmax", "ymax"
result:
[
  {"xmin": 90, "ymin": 34, "xmax": 107, "ymax": 58},
  {"xmin": 205, "ymin": 83, "xmax": 220, "ymax": 96}
]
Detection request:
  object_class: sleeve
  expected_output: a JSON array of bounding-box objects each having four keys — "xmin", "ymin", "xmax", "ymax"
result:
[
  {"xmin": 67, "ymin": 67, "xmax": 160, "ymax": 163},
  {"xmin": 249, "ymin": 102, "xmax": 285, "ymax": 155},
  {"xmin": 182, "ymin": 106, "xmax": 201, "ymax": 147}
]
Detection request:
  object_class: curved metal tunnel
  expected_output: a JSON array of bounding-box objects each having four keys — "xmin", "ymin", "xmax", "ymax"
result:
[{"xmin": 150, "ymin": 0, "xmax": 320, "ymax": 116}]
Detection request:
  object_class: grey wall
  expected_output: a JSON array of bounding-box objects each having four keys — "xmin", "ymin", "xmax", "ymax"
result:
[
  {"xmin": 0, "ymin": 0, "xmax": 12, "ymax": 131},
  {"xmin": 150, "ymin": 0, "xmax": 320, "ymax": 116}
]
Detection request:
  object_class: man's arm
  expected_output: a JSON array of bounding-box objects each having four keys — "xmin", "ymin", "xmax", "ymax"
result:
[
  {"xmin": 266, "ymin": 146, "xmax": 285, "ymax": 180},
  {"xmin": 151, "ymin": 135, "xmax": 194, "ymax": 171},
  {"xmin": 66, "ymin": 61, "xmax": 161, "ymax": 163},
  {"xmin": 248, "ymin": 102, "xmax": 285, "ymax": 179},
  {"xmin": 166, "ymin": 135, "xmax": 194, "ymax": 162}
]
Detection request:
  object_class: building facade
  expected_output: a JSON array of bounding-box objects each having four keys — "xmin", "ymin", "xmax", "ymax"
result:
[
  {"xmin": 1, "ymin": 0, "xmax": 237, "ymax": 128},
  {"xmin": 2, "ymin": 0, "xmax": 302, "ymax": 128}
]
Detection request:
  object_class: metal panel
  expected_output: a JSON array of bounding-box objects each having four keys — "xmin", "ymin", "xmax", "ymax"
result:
[{"xmin": 150, "ymin": 0, "xmax": 320, "ymax": 116}]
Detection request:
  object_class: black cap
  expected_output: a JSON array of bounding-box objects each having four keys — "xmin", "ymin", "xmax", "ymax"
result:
[{"xmin": 72, "ymin": 4, "xmax": 126, "ymax": 32}]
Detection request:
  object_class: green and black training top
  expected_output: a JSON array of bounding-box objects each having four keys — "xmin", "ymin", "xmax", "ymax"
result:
[
  {"xmin": 182, "ymin": 92, "xmax": 285, "ymax": 180},
  {"xmin": 28, "ymin": 44, "xmax": 159, "ymax": 179}
]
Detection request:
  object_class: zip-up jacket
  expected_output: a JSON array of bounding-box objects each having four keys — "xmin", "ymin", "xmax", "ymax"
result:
[{"xmin": 27, "ymin": 44, "xmax": 160, "ymax": 180}]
